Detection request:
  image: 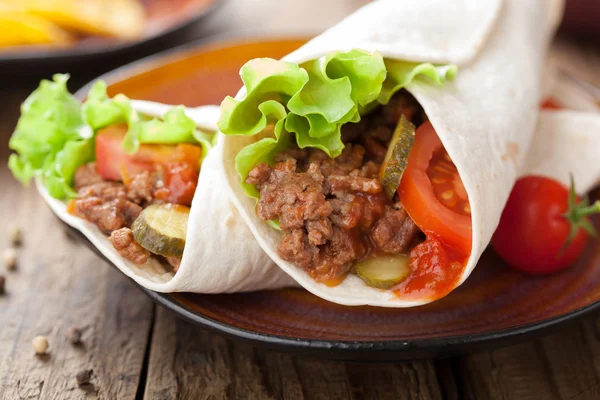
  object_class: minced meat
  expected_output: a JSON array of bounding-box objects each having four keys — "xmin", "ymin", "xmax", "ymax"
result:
[
  {"xmin": 72, "ymin": 182, "xmax": 142, "ymax": 235},
  {"xmin": 109, "ymin": 228, "xmax": 150, "ymax": 265},
  {"xmin": 371, "ymin": 204, "xmax": 421, "ymax": 253},
  {"xmin": 71, "ymin": 164, "xmax": 164, "ymax": 257},
  {"xmin": 74, "ymin": 163, "xmax": 104, "ymax": 190},
  {"xmin": 248, "ymin": 90, "xmax": 422, "ymax": 283}
]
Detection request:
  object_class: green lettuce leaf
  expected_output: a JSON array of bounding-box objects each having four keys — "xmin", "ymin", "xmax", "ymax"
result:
[
  {"xmin": 287, "ymin": 50, "xmax": 386, "ymax": 139},
  {"xmin": 234, "ymin": 101, "xmax": 290, "ymax": 198},
  {"xmin": 81, "ymin": 81, "xmax": 213, "ymax": 157},
  {"xmin": 42, "ymin": 138, "xmax": 96, "ymax": 199},
  {"xmin": 9, "ymin": 75, "xmax": 214, "ymax": 199},
  {"xmin": 218, "ymin": 58, "xmax": 309, "ymax": 136},
  {"xmin": 218, "ymin": 50, "xmax": 458, "ymax": 200},
  {"xmin": 378, "ymin": 61, "xmax": 458, "ymax": 105},
  {"xmin": 8, "ymin": 74, "xmax": 92, "ymax": 197},
  {"xmin": 82, "ymin": 81, "xmax": 125, "ymax": 130}
]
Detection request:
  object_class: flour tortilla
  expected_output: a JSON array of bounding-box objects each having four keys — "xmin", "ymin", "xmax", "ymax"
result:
[
  {"xmin": 221, "ymin": 0, "xmax": 570, "ymax": 306},
  {"xmin": 524, "ymin": 110, "xmax": 600, "ymax": 193}
]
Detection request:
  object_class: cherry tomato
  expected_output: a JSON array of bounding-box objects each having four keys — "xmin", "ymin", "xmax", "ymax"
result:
[
  {"xmin": 399, "ymin": 121, "xmax": 472, "ymax": 255},
  {"xmin": 492, "ymin": 176, "xmax": 599, "ymax": 275},
  {"xmin": 541, "ymin": 98, "xmax": 564, "ymax": 110}
]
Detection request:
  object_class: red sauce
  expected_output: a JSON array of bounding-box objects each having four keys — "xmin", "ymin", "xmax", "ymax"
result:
[
  {"xmin": 394, "ymin": 236, "xmax": 469, "ymax": 301},
  {"xmin": 394, "ymin": 140, "xmax": 471, "ymax": 301}
]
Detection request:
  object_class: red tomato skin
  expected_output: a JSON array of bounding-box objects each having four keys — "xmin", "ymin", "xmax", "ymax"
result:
[
  {"xmin": 399, "ymin": 121, "xmax": 472, "ymax": 255},
  {"xmin": 164, "ymin": 162, "xmax": 198, "ymax": 206},
  {"xmin": 94, "ymin": 126, "xmax": 202, "ymax": 206},
  {"xmin": 95, "ymin": 125, "xmax": 174, "ymax": 181},
  {"xmin": 492, "ymin": 176, "xmax": 589, "ymax": 275}
]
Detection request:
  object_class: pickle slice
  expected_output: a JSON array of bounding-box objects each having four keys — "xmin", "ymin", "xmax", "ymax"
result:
[
  {"xmin": 355, "ymin": 254, "xmax": 410, "ymax": 289},
  {"xmin": 379, "ymin": 115, "xmax": 416, "ymax": 199},
  {"xmin": 132, "ymin": 204, "xmax": 190, "ymax": 257}
]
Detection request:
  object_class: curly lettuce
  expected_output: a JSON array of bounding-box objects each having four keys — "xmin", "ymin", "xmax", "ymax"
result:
[
  {"xmin": 9, "ymin": 74, "xmax": 214, "ymax": 199},
  {"xmin": 218, "ymin": 50, "xmax": 457, "ymax": 199}
]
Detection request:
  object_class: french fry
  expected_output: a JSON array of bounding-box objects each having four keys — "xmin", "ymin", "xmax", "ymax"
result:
[
  {"xmin": 0, "ymin": 10, "xmax": 72, "ymax": 47},
  {"xmin": 2, "ymin": 0, "xmax": 145, "ymax": 39}
]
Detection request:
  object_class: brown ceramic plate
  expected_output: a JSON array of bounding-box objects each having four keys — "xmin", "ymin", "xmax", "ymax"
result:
[
  {"xmin": 72, "ymin": 37, "xmax": 600, "ymax": 361},
  {"xmin": 0, "ymin": 0, "xmax": 222, "ymax": 65}
]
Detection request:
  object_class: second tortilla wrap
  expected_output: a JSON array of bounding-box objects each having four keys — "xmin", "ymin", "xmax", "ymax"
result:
[{"xmin": 220, "ymin": 0, "xmax": 572, "ymax": 306}]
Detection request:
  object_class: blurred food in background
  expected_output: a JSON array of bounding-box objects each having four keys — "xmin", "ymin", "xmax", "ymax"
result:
[{"xmin": 0, "ymin": 0, "xmax": 145, "ymax": 49}]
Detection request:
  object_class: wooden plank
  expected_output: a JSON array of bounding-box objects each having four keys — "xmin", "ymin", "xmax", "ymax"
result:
[
  {"xmin": 454, "ymin": 340, "xmax": 560, "ymax": 400},
  {"xmin": 0, "ymin": 91, "xmax": 154, "ymax": 399},
  {"xmin": 539, "ymin": 319, "xmax": 600, "ymax": 400},
  {"xmin": 453, "ymin": 319, "xmax": 600, "ymax": 400},
  {"xmin": 144, "ymin": 307, "xmax": 444, "ymax": 399}
]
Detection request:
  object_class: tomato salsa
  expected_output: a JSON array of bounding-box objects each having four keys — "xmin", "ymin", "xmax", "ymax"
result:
[{"xmin": 396, "ymin": 122, "xmax": 471, "ymax": 299}]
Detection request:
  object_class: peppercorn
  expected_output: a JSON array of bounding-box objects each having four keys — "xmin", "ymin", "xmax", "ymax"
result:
[
  {"xmin": 66, "ymin": 326, "xmax": 82, "ymax": 345},
  {"xmin": 2, "ymin": 248, "xmax": 17, "ymax": 271},
  {"xmin": 76, "ymin": 369, "xmax": 93, "ymax": 386},
  {"xmin": 32, "ymin": 336, "xmax": 49, "ymax": 355},
  {"xmin": 9, "ymin": 226, "xmax": 22, "ymax": 247}
]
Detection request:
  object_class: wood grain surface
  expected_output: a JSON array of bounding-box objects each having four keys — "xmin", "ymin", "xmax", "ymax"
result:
[{"xmin": 1, "ymin": 1, "xmax": 600, "ymax": 399}]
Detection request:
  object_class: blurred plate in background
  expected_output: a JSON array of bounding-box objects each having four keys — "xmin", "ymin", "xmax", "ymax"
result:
[{"xmin": 0, "ymin": 0, "xmax": 223, "ymax": 67}]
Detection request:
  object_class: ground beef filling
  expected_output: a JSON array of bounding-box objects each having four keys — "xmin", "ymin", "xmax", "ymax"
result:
[
  {"xmin": 71, "ymin": 163, "xmax": 182, "ymax": 269},
  {"xmin": 247, "ymin": 91, "xmax": 422, "ymax": 283}
]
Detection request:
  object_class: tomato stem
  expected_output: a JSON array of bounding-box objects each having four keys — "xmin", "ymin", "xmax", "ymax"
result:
[{"xmin": 560, "ymin": 175, "xmax": 600, "ymax": 255}]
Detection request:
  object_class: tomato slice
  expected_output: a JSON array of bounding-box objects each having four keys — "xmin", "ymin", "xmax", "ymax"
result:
[
  {"xmin": 398, "ymin": 121, "xmax": 472, "ymax": 255},
  {"xmin": 96, "ymin": 124, "xmax": 179, "ymax": 181},
  {"xmin": 95, "ymin": 124, "xmax": 202, "ymax": 206}
]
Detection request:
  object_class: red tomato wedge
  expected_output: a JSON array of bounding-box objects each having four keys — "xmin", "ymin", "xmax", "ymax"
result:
[
  {"xmin": 96, "ymin": 124, "xmax": 177, "ymax": 181},
  {"xmin": 95, "ymin": 124, "xmax": 202, "ymax": 206},
  {"xmin": 398, "ymin": 121, "xmax": 472, "ymax": 256}
]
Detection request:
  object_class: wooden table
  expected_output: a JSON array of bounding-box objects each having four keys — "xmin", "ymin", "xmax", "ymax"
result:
[{"xmin": 1, "ymin": 1, "xmax": 600, "ymax": 399}]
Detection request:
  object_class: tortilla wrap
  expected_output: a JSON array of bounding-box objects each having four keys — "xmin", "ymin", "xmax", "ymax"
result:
[
  {"xmin": 220, "ymin": 0, "xmax": 576, "ymax": 306},
  {"xmin": 38, "ymin": 134, "xmax": 295, "ymax": 293}
]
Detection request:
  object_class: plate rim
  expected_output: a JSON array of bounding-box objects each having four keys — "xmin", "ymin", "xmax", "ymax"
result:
[
  {"xmin": 70, "ymin": 34, "xmax": 600, "ymax": 360},
  {"xmin": 0, "ymin": 0, "xmax": 225, "ymax": 63}
]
